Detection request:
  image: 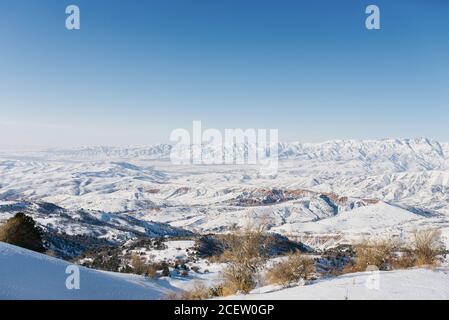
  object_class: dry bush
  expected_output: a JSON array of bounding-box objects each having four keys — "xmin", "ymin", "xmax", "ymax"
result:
[
  {"xmin": 208, "ymin": 285, "xmax": 224, "ymax": 297},
  {"xmin": 145, "ymin": 263, "xmax": 159, "ymax": 278},
  {"xmin": 412, "ymin": 229, "xmax": 443, "ymax": 266},
  {"xmin": 390, "ymin": 250, "xmax": 415, "ymax": 270},
  {"xmin": 351, "ymin": 238, "xmax": 398, "ymax": 272},
  {"xmin": 219, "ymin": 221, "xmax": 271, "ymax": 295},
  {"xmin": 265, "ymin": 252, "xmax": 315, "ymax": 287},
  {"xmin": 166, "ymin": 283, "xmax": 211, "ymax": 300},
  {"xmin": 221, "ymin": 265, "xmax": 256, "ymax": 296},
  {"xmin": 130, "ymin": 254, "xmax": 147, "ymax": 275},
  {"xmin": 349, "ymin": 230, "xmax": 444, "ymax": 272}
]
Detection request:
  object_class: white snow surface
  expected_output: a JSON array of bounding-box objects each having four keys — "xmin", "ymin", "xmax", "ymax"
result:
[
  {"xmin": 0, "ymin": 242, "xmax": 172, "ymax": 299},
  {"xmin": 0, "ymin": 242, "xmax": 225, "ymax": 300},
  {"xmin": 223, "ymin": 268, "xmax": 449, "ymax": 300}
]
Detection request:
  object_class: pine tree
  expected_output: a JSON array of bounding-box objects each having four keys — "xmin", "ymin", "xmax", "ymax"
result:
[{"xmin": 0, "ymin": 212, "xmax": 45, "ymax": 252}]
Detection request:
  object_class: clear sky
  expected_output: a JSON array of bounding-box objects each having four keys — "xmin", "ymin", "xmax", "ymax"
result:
[{"xmin": 0, "ymin": 0, "xmax": 448, "ymax": 147}]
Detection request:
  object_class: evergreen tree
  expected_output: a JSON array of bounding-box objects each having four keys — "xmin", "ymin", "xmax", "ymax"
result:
[{"xmin": 0, "ymin": 212, "xmax": 45, "ymax": 252}]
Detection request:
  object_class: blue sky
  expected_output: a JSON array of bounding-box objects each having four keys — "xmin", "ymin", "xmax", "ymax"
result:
[{"xmin": 0, "ymin": 0, "xmax": 448, "ymax": 147}]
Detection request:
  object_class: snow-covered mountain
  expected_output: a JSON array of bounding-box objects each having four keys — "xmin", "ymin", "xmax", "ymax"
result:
[
  {"xmin": 27, "ymin": 138, "xmax": 449, "ymax": 172},
  {"xmin": 1, "ymin": 138, "xmax": 449, "ymax": 246}
]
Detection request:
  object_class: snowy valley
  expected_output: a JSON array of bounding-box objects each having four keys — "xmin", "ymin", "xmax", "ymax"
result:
[{"xmin": 1, "ymin": 138, "xmax": 449, "ymax": 299}]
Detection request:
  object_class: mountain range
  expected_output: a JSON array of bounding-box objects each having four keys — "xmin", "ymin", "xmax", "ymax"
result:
[{"xmin": 1, "ymin": 138, "xmax": 449, "ymax": 250}]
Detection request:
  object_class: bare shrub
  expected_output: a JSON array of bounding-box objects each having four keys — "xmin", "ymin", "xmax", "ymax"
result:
[
  {"xmin": 208, "ymin": 285, "xmax": 224, "ymax": 297},
  {"xmin": 130, "ymin": 254, "xmax": 146, "ymax": 275},
  {"xmin": 145, "ymin": 263, "xmax": 159, "ymax": 279},
  {"xmin": 219, "ymin": 221, "xmax": 271, "ymax": 295},
  {"xmin": 391, "ymin": 250, "xmax": 415, "ymax": 270},
  {"xmin": 221, "ymin": 264, "xmax": 255, "ymax": 296},
  {"xmin": 411, "ymin": 229, "xmax": 443, "ymax": 266},
  {"xmin": 265, "ymin": 252, "xmax": 315, "ymax": 287},
  {"xmin": 349, "ymin": 231, "xmax": 444, "ymax": 272},
  {"xmin": 351, "ymin": 238, "xmax": 398, "ymax": 272},
  {"xmin": 166, "ymin": 283, "xmax": 211, "ymax": 300}
]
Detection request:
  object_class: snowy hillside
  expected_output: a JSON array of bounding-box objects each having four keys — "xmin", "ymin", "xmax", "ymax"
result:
[
  {"xmin": 0, "ymin": 201, "xmax": 193, "ymax": 258},
  {"xmin": 0, "ymin": 201, "xmax": 192, "ymax": 240},
  {"xmin": 0, "ymin": 242, "xmax": 175, "ymax": 300},
  {"xmin": 273, "ymin": 202, "xmax": 449, "ymax": 243},
  {"xmin": 223, "ymin": 268, "xmax": 449, "ymax": 300},
  {"xmin": 3, "ymin": 241, "xmax": 449, "ymax": 300}
]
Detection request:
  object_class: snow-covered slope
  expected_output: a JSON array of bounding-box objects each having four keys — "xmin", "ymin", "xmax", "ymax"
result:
[
  {"xmin": 3, "ymin": 240, "xmax": 448, "ymax": 300},
  {"xmin": 273, "ymin": 202, "xmax": 425, "ymax": 236},
  {"xmin": 0, "ymin": 201, "xmax": 192, "ymax": 240},
  {"xmin": 0, "ymin": 242, "xmax": 175, "ymax": 300},
  {"xmin": 0, "ymin": 201, "xmax": 194, "ymax": 258},
  {"xmin": 223, "ymin": 268, "xmax": 449, "ymax": 300}
]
